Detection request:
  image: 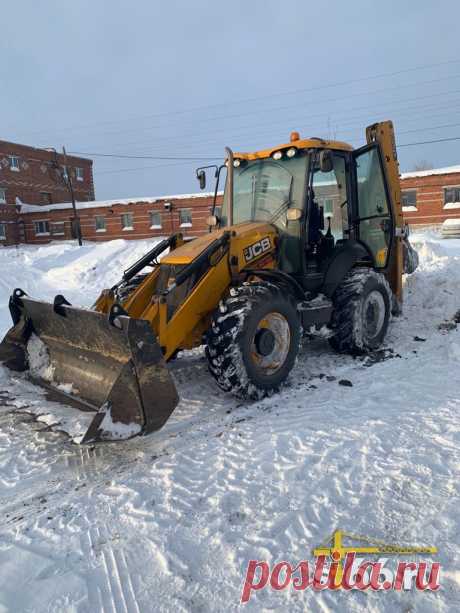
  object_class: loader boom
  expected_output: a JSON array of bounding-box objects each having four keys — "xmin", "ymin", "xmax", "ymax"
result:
[{"xmin": 96, "ymin": 222, "xmax": 278, "ymax": 359}]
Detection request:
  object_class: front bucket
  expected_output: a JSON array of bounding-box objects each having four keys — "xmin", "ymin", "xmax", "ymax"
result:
[{"xmin": 0, "ymin": 290, "xmax": 179, "ymax": 443}]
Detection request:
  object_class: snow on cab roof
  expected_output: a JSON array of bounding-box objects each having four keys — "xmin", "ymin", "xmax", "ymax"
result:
[
  {"xmin": 401, "ymin": 164, "xmax": 460, "ymax": 179},
  {"xmin": 19, "ymin": 191, "xmax": 222, "ymax": 214}
]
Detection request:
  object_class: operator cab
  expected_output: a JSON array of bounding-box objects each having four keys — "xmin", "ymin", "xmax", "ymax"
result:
[{"xmin": 198, "ymin": 132, "xmax": 395, "ymax": 294}]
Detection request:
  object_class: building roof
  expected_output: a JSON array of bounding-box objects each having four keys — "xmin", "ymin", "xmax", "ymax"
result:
[
  {"xmin": 19, "ymin": 191, "xmax": 220, "ymax": 214},
  {"xmin": 401, "ymin": 165, "xmax": 460, "ymax": 179}
]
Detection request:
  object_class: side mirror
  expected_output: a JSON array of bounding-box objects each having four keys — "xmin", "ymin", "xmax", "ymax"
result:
[
  {"xmin": 197, "ymin": 170, "xmax": 206, "ymax": 190},
  {"xmin": 319, "ymin": 150, "xmax": 333, "ymax": 173}
]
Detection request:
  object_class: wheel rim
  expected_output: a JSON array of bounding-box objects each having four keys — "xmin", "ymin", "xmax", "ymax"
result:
[
  {"xmin": 250, "ymin": 312, "xmax": 291, "ymax": 375},
  {"xmin": 362, "ymin": 290, "xmax": 386, "ymax": 341}
]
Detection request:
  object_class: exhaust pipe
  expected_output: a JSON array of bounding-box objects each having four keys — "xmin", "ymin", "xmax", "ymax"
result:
[{"xmin": 225, "ymin": 146, "xmax": 234, "ymax": 227}]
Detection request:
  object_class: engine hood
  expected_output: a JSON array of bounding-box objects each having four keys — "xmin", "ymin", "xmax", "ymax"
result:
[{"xmin": 162, "ymin": 222, "xmax": 278, "ymax": 266}]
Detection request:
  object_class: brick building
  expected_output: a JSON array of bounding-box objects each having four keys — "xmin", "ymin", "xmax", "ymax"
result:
[
  {"xmin": 0, "ymin": 139, "xmax": 94, "ymax": 207},
  {"xmin": 13, "ymin": 192, "xmax": 219, "ymax": 245},
  {"xmin": 400, "ymin": 165, "xmax": 460, "ymax": 227}
]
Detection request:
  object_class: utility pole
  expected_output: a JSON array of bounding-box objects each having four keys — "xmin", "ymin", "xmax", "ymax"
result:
[
  {"xmin": 62, "ymin": 146, "xmax": 82, "ymax": 246},
  {"xmin": 49, "ymin": 147, "xmax": 82, "ymax": 246}
]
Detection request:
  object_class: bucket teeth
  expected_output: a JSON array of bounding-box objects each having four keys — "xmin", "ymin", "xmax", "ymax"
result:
[{"xmin": 0, "ymin": 293, "xmax": 179, "ymax": 443}]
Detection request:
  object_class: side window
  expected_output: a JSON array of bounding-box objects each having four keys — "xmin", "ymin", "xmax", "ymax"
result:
[
  {"xmin": 354, "ymin": 146, "xmax": 392, "ymax": 268},
  {"xmin": 312, "ymin": 155, "xmax": 349, "ymax": 241},
  {"xmin": 356, "ymin": 148, "xmax": 389, "ymax": 218}
]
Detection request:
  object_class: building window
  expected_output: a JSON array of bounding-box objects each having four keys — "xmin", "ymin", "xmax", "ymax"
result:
[
  {"xmin": 402, "ymin": 190, "xmax": 417, "ymax": 209},
  {"xmin": 61, "ymin": 165, "xmax": 68, "ymax": 179},
  {"xmin": 34, "ymin": 220, "xmax": 50, "ymax": 236},
  {"xmin": 179, "ymin": 208, "xmax": 192, "ymax": 227},
  {"xmin": 95, "ymin": 215, "xmax": 106, "ymax": 232},
  {"xmin": 0, "ymin": 223, "xmax": 6, "ymax": 240},
  {"xmin": 41, "ymin": 192, "xmax": 53, "ymax": 205},
  {"xmin": 121, "ymin": 213, "xmax": 134, "ymax": 230},
  {"xmin": 0, "ymin": 188, "xmax": 6, "ymax": 204},
  {"xmin": 444, "ymin": 186, "xmax": 460, "ymax": 208},
  {"xmin": 149, "ymin": 211, "xmax": 162, "ymax": 228},
  {"xmin": 9, "ymin": 156, "xmax": 20, "ymax": 171},
  {"xmin": 75, "ymin": 167, "xmax": 84, "ymax": 181},
  {"xmin": 51, "ymin": 221, "xmax": 65, "ymax": 236}
]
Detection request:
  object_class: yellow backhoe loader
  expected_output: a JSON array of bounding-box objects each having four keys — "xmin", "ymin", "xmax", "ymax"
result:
[{"xmin": 0, "ymin": 121, "xmax": 417, "ymax": 442}]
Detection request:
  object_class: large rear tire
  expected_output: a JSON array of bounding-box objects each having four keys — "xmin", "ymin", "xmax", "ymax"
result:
[
  {"xmin": 206, "ymin": 282, "xmax": 301, "ymax": 399},
  {"xmin": 329, "ymin": 268, "xmax": 392, "ymax": 354}
]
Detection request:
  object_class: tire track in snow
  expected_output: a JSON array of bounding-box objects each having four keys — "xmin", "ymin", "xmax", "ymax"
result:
[{"xmin": 81, "ymin": 525, "xmax": 141, "ymax": 613}]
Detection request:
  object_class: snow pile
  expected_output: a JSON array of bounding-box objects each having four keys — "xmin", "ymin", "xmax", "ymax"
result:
[
  {"xmin": 96, "ymin": 403, "xmax": 142, "ymax": 441},
  {"xmin": 0, "ymin": 238, "xmax": 163, "ymax": 334},
  {"xmin": 27, "ymin": 334, "xmax": 78, "ymax": 396},
  {"xmin": 441, "ymin": 218, "xmax": 460, "ymax": 238},
  {"xmin": 26, "ymin": 334, "xmax": 55, "ymax": 382}
]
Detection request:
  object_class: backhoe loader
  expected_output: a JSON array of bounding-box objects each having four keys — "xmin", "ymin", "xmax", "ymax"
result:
[{"xmin": 0, "ymin": 121, "xmax": 417, "ymax": 442}]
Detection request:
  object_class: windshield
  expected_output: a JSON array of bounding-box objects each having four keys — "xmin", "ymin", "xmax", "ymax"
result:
[{"xmin": 220, "ymin": 155, "xmax": 308, "ymax": 232}]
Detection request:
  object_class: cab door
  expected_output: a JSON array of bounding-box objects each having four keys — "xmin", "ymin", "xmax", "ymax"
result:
[{"xmin": 352, "ymin": 144, "xmax": 393, "ymax": 268}]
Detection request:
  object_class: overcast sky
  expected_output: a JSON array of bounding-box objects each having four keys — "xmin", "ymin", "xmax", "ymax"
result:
[{"xmin": 2, "ymin": 0, "xmax": 460, "ymax": 200}]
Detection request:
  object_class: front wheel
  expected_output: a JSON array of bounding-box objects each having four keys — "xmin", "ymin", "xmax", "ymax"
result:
[
  {"xmin": 329, "ymin": 268, "xmax": 392, "ymax": 354},
  {"xmin": 206, "ymin": 282, "xmax": 301, "ymax": 399}
]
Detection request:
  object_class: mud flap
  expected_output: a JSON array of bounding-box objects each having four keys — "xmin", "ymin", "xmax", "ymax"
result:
[{"xmin": 0, "ymin": 290, "xmax": 179, "ymax": 443}]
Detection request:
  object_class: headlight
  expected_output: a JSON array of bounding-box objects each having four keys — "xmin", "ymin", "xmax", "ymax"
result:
[
  {"xmin": 272, "ymin": 150, "xmax": 283, "ymax": 160},
  {"xmin": 286, "ymin": 147, "xmax": 297, "ymax": 158},
  {"xmin": 233, "ymin": 159, "xmax": 241, "ymax": 167}
]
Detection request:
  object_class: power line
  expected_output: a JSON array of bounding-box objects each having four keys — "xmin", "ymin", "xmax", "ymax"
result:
[
  {"xmin": 97, "ymin": 159, "xmax": 201, "ymax": 176},
  {"xmin": 110, "ymin": 94, "xmax": 460, "ymax": 156},
  {"xmin": 78, "ymin": 82, "xmax": 460, "ymax": 155},
  {"xmin": 68, "ymin": 72, "xmax": 460, "ymax": 150},
  {"xmin": 335, "ymin": 119, "xmax": 460, "ymax": 140},
  {"xmin": 94, "ymin": 134, "xmax": 460, "ymax": 177},
  {"xmin": 13, "ymin": 58, "xmax": 460, "ymax": 141},
  {"xmin": 69, "ymin": 151, "xmax": 220, "ymax": 161},
  {"xmin": 84, "ymin": 70, "xmax": 460, "ymax": 142},
  {"xmin": 78, "ymin": 104, "xmax": 460, "ymax": 166},
  {"xmin": 399, "ymin": 135, "xmax": 460, "ymax": 147}
]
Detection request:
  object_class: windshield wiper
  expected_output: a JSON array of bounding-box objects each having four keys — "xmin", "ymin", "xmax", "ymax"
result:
[
  {"xmin": 268, "ymin": 176, "xmax": 293, "ymax": 224},
  {"xmin": 268, "ymin": 198, "xmax": 292, "ymax": 223}
]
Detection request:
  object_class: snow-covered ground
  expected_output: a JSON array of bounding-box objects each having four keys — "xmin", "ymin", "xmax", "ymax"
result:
[{"xmin": 0, "ymin": 232, "xmax": 459, "ymax": 612}]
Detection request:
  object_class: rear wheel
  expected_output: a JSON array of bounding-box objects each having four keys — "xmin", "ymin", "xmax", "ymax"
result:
[
  {"xmin": 206, "ymin": 282, "xmax": 301, "ymax": 399},
  {"xmin": 329, "ymin": 268, "xmax": 392, "ymax": 354}
]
